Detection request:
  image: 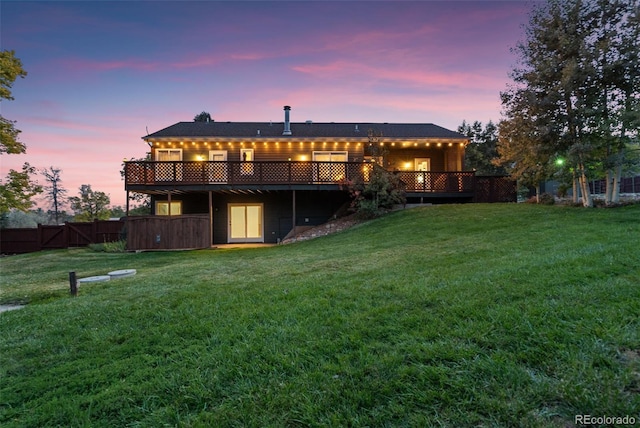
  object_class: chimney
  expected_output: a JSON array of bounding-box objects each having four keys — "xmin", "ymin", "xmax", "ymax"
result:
[{"xmin": 283, "ymin": 105, "xmax": 292, "ymax": 135}]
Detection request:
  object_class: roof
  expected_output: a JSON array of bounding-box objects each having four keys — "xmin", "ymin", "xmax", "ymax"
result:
[{"xmin": 143, "ymin": 121, "xmax": 467, "ymax": 140}]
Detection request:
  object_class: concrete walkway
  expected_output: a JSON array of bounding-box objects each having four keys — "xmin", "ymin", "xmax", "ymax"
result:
[
  {"xmin": 212, "ymin": 243, "xmax": 276, "ymax": 249},
  {"xmin": 0, "ymin": 304, "xmax": 24, "ymax": 313}
]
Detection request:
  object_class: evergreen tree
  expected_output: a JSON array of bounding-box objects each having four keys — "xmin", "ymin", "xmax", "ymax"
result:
[
  {"xmin": 458, "ymin": 120, "xmax": 506, "ymax": 175},
  {"xmin": 194, "ymin": 111, "xmax": 212, "ymax": 122}
]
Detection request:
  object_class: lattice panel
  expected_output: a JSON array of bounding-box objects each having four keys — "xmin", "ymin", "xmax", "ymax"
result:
[
  {"xmin": 475, "ymin": 177, "xmax": 517, "ymax": 202},
  {"xmin": 125, "ymin": 163, "xmax": 154, "ymax": 184},
  {"xmin": 396, "ymin": 172, "xmax": 432, "ymax": 191},
  {"xmin": 431, "ymin": 173, "xmax": 448, "ymax": 191},
  {"xmin": 345, "ymin": 163, "xmax": 367, "ymax": 182},
  {"xmin": 314, "ymin": 163, "xmax": 347, "ymax": 182},
  {"xmin": 289, "ymin": 163, "xmax": 313, "ymax": 183},
  {"xmin": 261, "ymin": 162, "xmax": 290, "ymax": 183},
  {"xmin": 182, "ymin": 162, "xmax": 206, "ymax": 183},
  {"xmin": 125, "ymin": 161, "xmax": 481, "ymax": 196},
  {"xmin": 153, "ymin": 162, "xmax": 181, "ymax": 182},
  {"xmin": 205, "ymin": 162, "xmax": 229, "ymax": 183}
]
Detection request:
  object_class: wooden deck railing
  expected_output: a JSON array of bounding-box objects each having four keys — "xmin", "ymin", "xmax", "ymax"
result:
[
  {"xmin": 124, "ymin": 161, "xmax": 475, "ymax": 193},
  {"xmin": 394, "ymin": 170, "xmax": 476, "ymax": 193}
]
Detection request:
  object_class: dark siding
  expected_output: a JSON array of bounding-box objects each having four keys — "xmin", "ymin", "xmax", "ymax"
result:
[
  {"xmin": 152, "ymin": 191, "xmax": 351, "ymax": 244},
  {"xmin": 210, "ymin": 191, "xmax": 350, "ymax": 244},
  {"xmin": 151, "ymin": 194, "xmax": 209, "ymax": 215},
  {"xmin": 152, "ymin": 144, "xmax": 365, "ymax": 163},
  {"xmin": 385, "ymin": 148, "xmax": 446, "ymax": 171}
]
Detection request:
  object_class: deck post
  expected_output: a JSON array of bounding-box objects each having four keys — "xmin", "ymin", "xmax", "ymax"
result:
[
  {"xmin": 126, "ymin": 191, "xmax": 130, "ymax": 216},
  {"xmin": 209, "ymin": 191, "xmax": 213, "ymax": 247},
  {"xmin": 292, "ymin": 189, "xmax": 296, "ymax": 239}
]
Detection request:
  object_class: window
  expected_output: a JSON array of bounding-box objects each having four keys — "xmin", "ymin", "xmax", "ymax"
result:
[
  {"xmin": 208, "ymin": 150, "xmax": 228, "ymax": 182},
  {"xmin": 155, "ymin": 149, "xmax": 183, "ymax": 181},
  {"xmin": 155, "ymin": 149, "xmax": 182, "ymax": 162},
  {"xmin": 312, "ymin": 151, "xmax": 348, "ymax": 182},
  {"xmin": 414, "ymin": 158, "xmax": 431, "ymax": 188},
  {"xmin": 156, "ymin": 201, "xmax": 182, "ymax": 216},
  {"xmin": 240, "ymin": 148, "xmax": 254, "ymax": 175}
]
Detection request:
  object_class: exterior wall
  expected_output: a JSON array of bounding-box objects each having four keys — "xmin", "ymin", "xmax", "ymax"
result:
[
  {"xmin": 149, "ymin": 140, "xmax": 466, "ymax": 173},
  {"xmin": 385, "ymin": 148, "xmax": 445, "ymax": 171},
  {"xmin": 384, "ymin": 145, "xmax": 465, "ymax": 172},
  {"xmin": 151, "ymin": 141, "xmax": 366, "ymax": 163},
  {"xmin": 151, "ymin": 190, "xmax": 351, "ymax": 244}
]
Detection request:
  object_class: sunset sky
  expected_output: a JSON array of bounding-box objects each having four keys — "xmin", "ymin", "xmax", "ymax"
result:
[{"xmin": 1, "ymin": 0, "xmax": 534, "ymax": 209}]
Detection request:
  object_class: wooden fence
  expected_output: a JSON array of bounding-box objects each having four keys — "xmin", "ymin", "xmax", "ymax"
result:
[
  {"xmin": 126, "ymin": 215, "xmax": 210, "ymax": 251},
  {"xmin": 474, "ymin": 176, "xmax": 518, "ymax": 203},
  {"xmin": 0, "ymin": 220, "xmax": 125, "ymax": 254},
  {"xmin": 589, "ymin": 175, "xmax": 640, "ymax": 195}
]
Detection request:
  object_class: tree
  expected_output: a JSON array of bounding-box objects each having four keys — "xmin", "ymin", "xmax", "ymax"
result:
[
  {"xmin": 109, "ymin": 205, "xmax": 126, "ymax": 218},
  {"xmin": 586, "ymin": 0, "xmax": 640, "ymax": 203},
  {"xmin": 1, "ymin": 50, "xmax": 28, "ymax": 154},
  {"xmin": 343, "ymin": 166, "xmax": 405, "ymax": 219},
  {"xmin": 1, "ymin": 208, "xmax": 48, "ymax": 229},
  {"xmin": 498, "ymin": 0, "xmax": 639, "ymax": 207},
  {"xmin": 0, "ymin": 50, "xmax": 41, "ymax": 213},
  {"xmin": 194, "ymin": 111, "xmax": 212, "ymax": 122},
  {"xmin": 458, "ymin": 120, "xmax": 506, "ymax": 175},
  {"xmin": 41, "ymin": 167, "xmax": 67, "ymax": 224},
  {"xmin": 0, "ymin": 163, "xmax": 42, "ymax": 215},
  {"xmin": 69, "ymin": 184, "xmax": 111, "ymax": 221}
]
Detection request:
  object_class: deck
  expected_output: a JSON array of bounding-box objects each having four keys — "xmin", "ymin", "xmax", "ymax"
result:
[{"xmin": 124, "ymin": 160, "xmax": 477, "ymax": 195}]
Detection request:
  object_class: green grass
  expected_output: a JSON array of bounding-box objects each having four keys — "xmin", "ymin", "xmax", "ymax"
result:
[{"xmin": 1, "ymin": 204, "xmax": 639, "ymax": 427}]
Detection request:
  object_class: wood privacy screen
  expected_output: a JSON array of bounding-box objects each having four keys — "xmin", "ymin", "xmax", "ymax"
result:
[
  {"xmin": 0, "ymin": 220, "xmax": 125, "ymax": 254},
  {"xmin": 474, "ymin": 176, "xmax": 518, "ymax": 203},
  {"xmin": 126, "ymin": 215, "xmax": 210, "ymax": 251}
]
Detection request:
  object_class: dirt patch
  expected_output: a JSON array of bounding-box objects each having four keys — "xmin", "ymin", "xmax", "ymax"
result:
[{"xmin": 282, "ymin": 214, "xmax": 363, "ymax": 244}]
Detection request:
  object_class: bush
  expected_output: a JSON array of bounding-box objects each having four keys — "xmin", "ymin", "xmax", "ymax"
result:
[
  {"xmin": 89, "ymin": 240, "xmax": 127, "ymax": 253},
  {"xmin": 538, "ymin": 193, "xmax": 555, "ymax": 205},
  {"xmin": 342, "ymin": 167, "xmax": 406, "ymax": 219},
  {"xmin": 525, "ymin": 193, "xmax": 555, "ymax": 205}
]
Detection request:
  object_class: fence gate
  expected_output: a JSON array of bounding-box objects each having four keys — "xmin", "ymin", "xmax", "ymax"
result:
[{"xmin": 0, "ymin": 220, "xmax": 125, "ymax": 254}]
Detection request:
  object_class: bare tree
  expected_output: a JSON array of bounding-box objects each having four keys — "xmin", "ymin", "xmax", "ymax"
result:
[{"xmin": 41, "ymin": 166, "xmax": 67, "ymax": 224}]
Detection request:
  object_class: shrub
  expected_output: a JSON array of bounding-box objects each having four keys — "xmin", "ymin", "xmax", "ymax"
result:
[
  {"xmin": 104, "ymin": 240, "xmax": 127, "ymax": 252},
  {"xmin": 89, "ymin": 240, "xmax": 127, "ymax": 253},
  {"xmin": 525, "ymin": 193, "xmax": 555, "ymax": 205},
  {"xmin": 88, "ymin": 243, "xmax": 105, "ymax": 252},
  {"xmin": 538, "ymin": 193, "xmax": 555, "ymax": 205},
  {"xmin": 342, "ymin": 167, "xmax": 406, "ymax": 219}
]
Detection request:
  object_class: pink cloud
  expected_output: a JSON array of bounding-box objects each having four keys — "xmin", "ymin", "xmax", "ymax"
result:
[{"xmin": 292, "ymin": 60, "xmax": 505, "ymax": 91}]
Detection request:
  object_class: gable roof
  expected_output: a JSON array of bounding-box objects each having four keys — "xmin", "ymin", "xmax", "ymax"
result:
[{"xmin": 143, "ymin": 121, "xmax": 467, "ymax": 140}]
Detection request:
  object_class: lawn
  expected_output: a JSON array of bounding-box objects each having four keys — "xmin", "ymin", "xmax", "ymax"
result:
[{"xmin": 1, "ymin": 203, "xmax": 638, "ymax": 427}]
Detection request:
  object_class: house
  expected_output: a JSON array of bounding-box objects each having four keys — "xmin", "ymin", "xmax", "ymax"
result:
[{"xmin": 124, "ymin": 106, "xmax": 480, "ymax": 247}]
